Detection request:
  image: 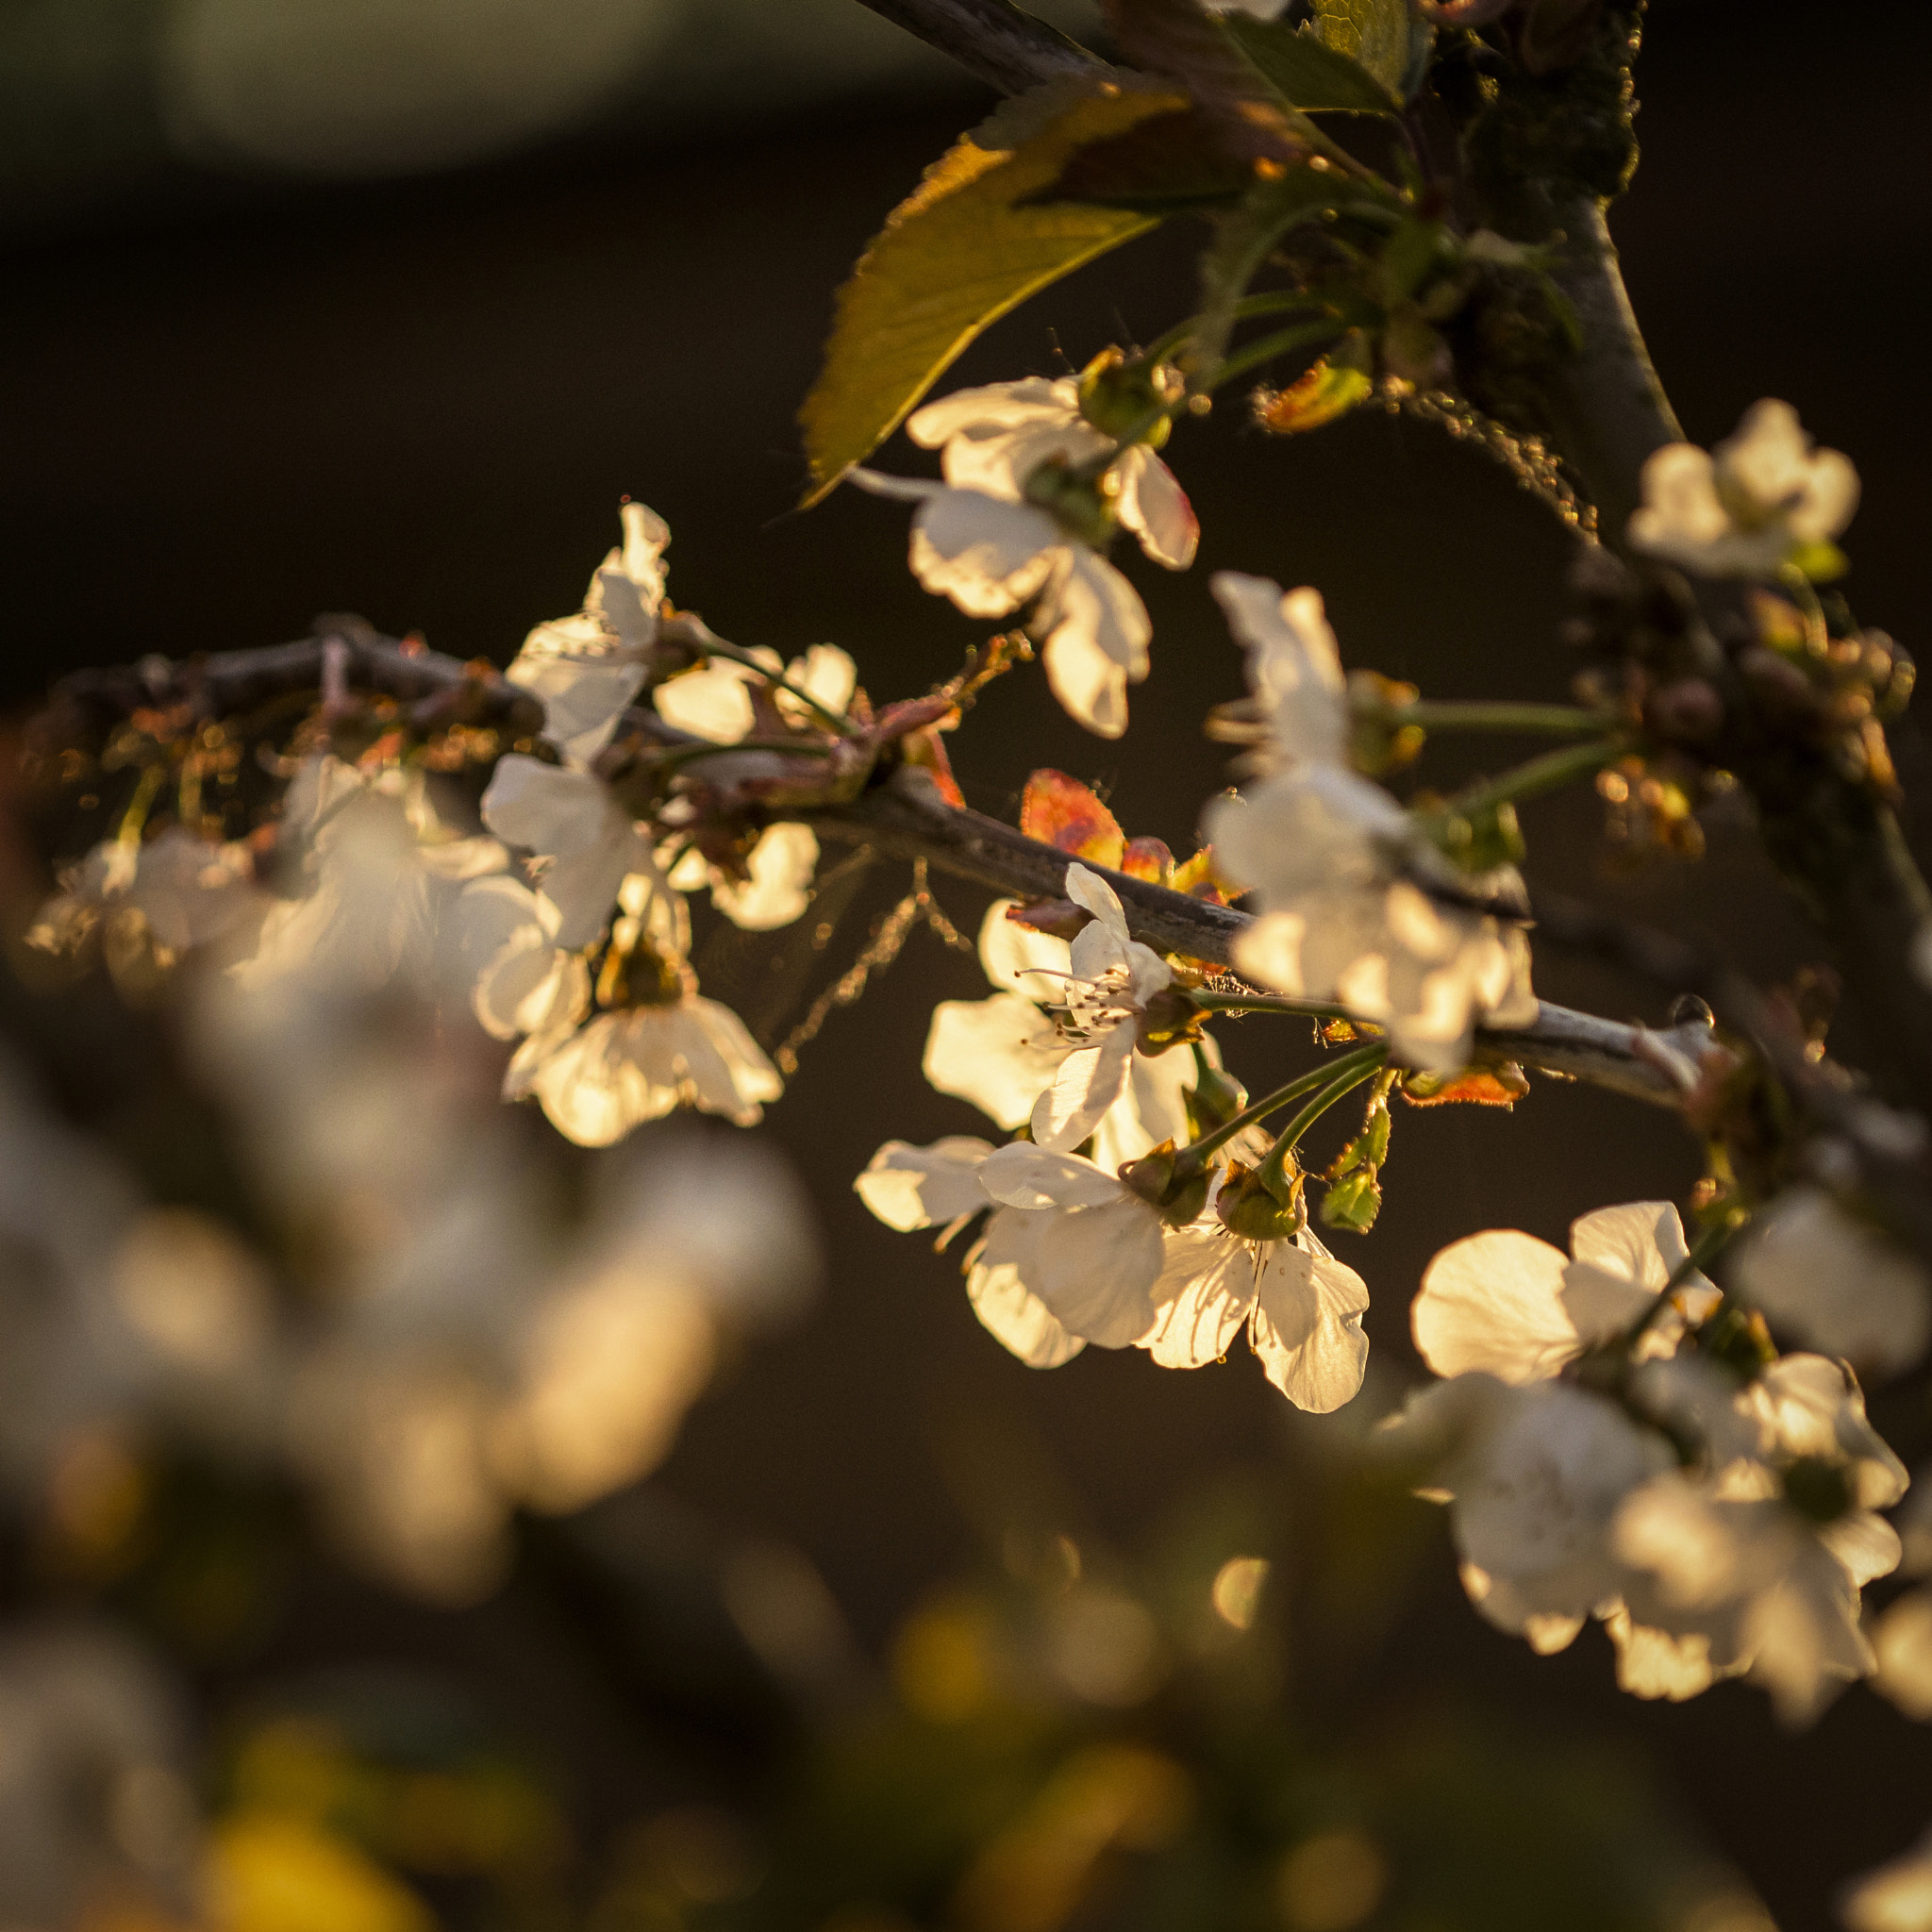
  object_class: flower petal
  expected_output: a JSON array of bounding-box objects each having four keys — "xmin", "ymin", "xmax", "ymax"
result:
[
  {"xmin": 1413, "ymin": 1228, "xmax": 1578, "ymax": 1383},
  {"xmin": 1249, "ymin": 1239, "xmax": 1370, "ymax": 1411},
  {"xmin": 856, "ymin": 1136, "xmax": 996, "ymax": 1232}
]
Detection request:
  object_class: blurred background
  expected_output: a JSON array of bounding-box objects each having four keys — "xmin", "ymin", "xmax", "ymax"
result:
[{"xmin": 4, "ymin": 1, "xmax": 1930, "ymax": 1927}]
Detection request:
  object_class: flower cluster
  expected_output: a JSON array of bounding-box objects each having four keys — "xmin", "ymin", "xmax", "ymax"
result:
[
  {"xmin": 1628, "ymin": 399, "xmax": 1859, "ymax": 581},
  {"xmin": 858, "ymin": 862, "xmax": 1372, "ymax": 1411},
  {"xmin": 1203, "ymin": 574, "xmax": 1538, "ymax": 1069},
  {"xmin": 858, "ymin": 371, "xmax": 1197, "ymax": 738},
  {"xmin": 1387, "ymin": 1202, "xmax": 1910, "ymax": 1723}
]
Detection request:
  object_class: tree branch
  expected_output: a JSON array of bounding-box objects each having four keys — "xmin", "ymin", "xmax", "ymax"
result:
[
  {"xmin": 854, "ymin": 0, "xmax": 1107, "ymax": 92},
  {"xmin": 808, "ymin": 769, "xmax": 1715, "ymax": 1108}
]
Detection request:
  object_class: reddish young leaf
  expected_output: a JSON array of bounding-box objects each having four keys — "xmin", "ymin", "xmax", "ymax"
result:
[
  {"xmin": 1020, "ymin": 769, "xmax": 1126, "ymax": 867},
  {"xmin": 1399, "ymin": 1065, "xmax": 1531, "ymax": 1108}
]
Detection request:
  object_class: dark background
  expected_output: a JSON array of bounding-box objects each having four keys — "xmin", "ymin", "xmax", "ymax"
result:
[{"xmin": 6, "ymin": 3, "xmax": 1930, "ymax": 1925}]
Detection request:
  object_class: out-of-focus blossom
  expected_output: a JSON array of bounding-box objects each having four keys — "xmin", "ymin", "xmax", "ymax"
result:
[
  {"xmin": 670, "ymin": 820, "xmax": 824, "ymax": 932},
  {"xmin": 1840, "ymin": 1824, "xmax": 1932, "ymax": 1932},
  {"xmin": 1385, "ymin": 1373, "xmax": 1673, "ymax": 1653},
  {"xmin": 1202, "ymin": 575, "xmax": 1536, "ymax": 1069},
  {"xmin": 1140, "ymin": 1219, "xmax": 1370, "ymax": 1410},
  {"xmin": 458, "ymin": 874, "xmax": 593, "ymax": 1042},
  {"xmin": 1627, "ymin": 399, "xmax": 1858, "ymax": 579},
  {"xmin": 480, "ymin": 754, "xmax": 650, "ymax": 950},
  {"xmin": 1874, "ymin": 1585, "xmax": 1932, "ymax": 1722},
  {"xmin": 508, "ymin": 501, "xmax": 670, "ymax": 766},
  {"xmin": 1613, "ymin": 1356, "xmax": 1906, "ymax": 1725},
  {"xmin": 235, "ymin": 757, "xmax": 505, "ymax": 993},
  {"xmin": 656, "ymin": 641, "xmax": 857, "ymax": 742},
  {"xmin": 1412, "ymin": 1201, "xmax": 1718, "ymax": 1384},
  {"xmin": 27, "ymin": 826, "xmax": 259, "ymax": 962},
  {"xmin": 924, "ymin": 896, "xmax": 1208, "ymax": 1176},
  {"xmin": 508, "ymin": 993, "xmax": 782, "ymax": 1144},
  {"xmin": 1730, "ymin": 1185, "xmax": 1932, "ymax": 1377},
  {"xmin": 0, "ymin": 1624, "xmax": 203, "ymax": 1927}
]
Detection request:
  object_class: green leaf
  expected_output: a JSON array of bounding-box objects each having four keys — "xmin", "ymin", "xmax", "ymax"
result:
[
  {"xmin": 1221, "ymin": 15, "xmax": 1400, "ymax": 114},
  {"xmin": 797, "ymin": 83, "xmax": 1183, "ymax": 507},
  {"xmin": 1308, "ymin": 0, "xmax": 1412, "ymax": 99}
]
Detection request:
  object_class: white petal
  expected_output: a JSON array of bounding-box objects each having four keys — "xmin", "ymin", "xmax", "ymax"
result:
[
  {"xmin": 712, "ymin": 824, "xmax": 819, "ymax": 932},
  {"xmin": 473, "ymin": 934, "xmax": 590, "ymax": 1041},
  {"xmin": 1141, "ymin": 1226, "xmax": 1254, "ymax": 1367},
  {"xmin": 1026, "ymin": 1197, "xmax": 1165, "ymax": 1347},
  {"xmin": 508, "ymin": 656, "xmax": 645, "ymax": 769},
  {"xmin": 907, "ymin": 489, "xmax": 1061, "ymax": 618},
  {"xmin": 924, "ymin": 993, "xmax": 1066, "ymax": 1130},
  {"xmin": 966, "ymin": 1207, "xmax": 1087, "ymax": 1368},
  {"xmin": 1041, "ymin": 622, "xmax": 1129, "ymax": 739},
  {"xmin": 977, "ymin": 1142, "xmax": 1124, "ymax": 1211},
  {"xmin": 978, "ymin": 899, "xmax": 1071, "ymax": 994},
  {"xmin": 1249, "ymin": 1240, "xmax": 1370, "ymax": 1411},
  {"xmin": 1412, "ymin": 1228, "xmax": 1578, "ymax": 1383},
  {"xmin": 1062, "ymin": 861, "xmax": 1129, "ymax": 944},
  {"xmin": 1029, "ymin": 1028, "xmax": 1135, "ymax": 1154},
  {"xmin": 482, "ymin": 757, "xmax": 617, "ymax": 859},
  {"xmin": 908, "ymin": 376, "xmax": 1082, "ymax": 448},
  {"xmin": 855, "ymin": 1136, "xmax": 995, "ymax": 1232},
  {"xmin": 1114, "ymin": 446, "xmax": 1198, "ymax": 571},
  {"xmin": 1041, "ymin": 547, "xmax": 1150, "ymax": 683},
  {"xmin": 654, "ymin": 661, "xmax": 757, "ymax": 743},
  {"xmin": 679, "ymin": 999, "xmax": 784, "ymax": 1124},
  {"xmin": 1210, "ymin": 573, "xmax": 1347, "ymax": 768}
]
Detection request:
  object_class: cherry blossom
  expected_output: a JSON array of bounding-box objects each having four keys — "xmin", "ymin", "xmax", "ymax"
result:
[
  {"xmin": 1730, "ymin": 1185, "xmax": 1931, "ymax": 1376},
  {"xmin": 1202, "ymin": 574, "xmax": 1536, "ymax": 1069},
  {"xmin": 1840, "ymin": 1824, "xmax": 1932, "ymax": 1932},
  {"xmin": 922, "ymin": 894, "xmax": 1211, "ymax": 1175},
  {"xmin": 507, "ymin": 500, "xmax": 672, "ymax": 765},
  {"xmin": 1139, "ymin": 1220, "xmax": 1371, "ymax": 1410},
  {"xmin": 27, "ymin": 827, "xmax": 259, "ymax": 962},
  {"xmin": 1627, "ymin": 399, "xmax": 1859, "ymax": 579},
  {"xmin": 508, "ymin": 994, "xmax": 782, "ymax": 1144},
  {"xmin": 1411, "ymin": 1201, "xmax": 1718, "ymax": 1383},
  {"xmin": 458, "ymin": 874, "xmax": 593, "ymax": 1042},
  {"xmin": 905, "ymin": 376, "xmax": 1197, "ymax": 571},
  {"xmin": 479, "ymin": 753, "xmax": 651, "ymax": 950}
]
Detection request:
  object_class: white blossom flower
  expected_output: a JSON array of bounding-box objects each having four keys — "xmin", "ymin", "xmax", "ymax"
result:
[
  {"xmin": 1139, "ymin": 1219, "xmax": 1371, "ymax": 1410},
  {"xmin": 854, "ymin": 468, "xmax": 1153, "ymax": 738},
  {"xmin": 1027, "ymin": 863, "xmax": 1174, "ymax": 1152},
  {"xmin": 27, "ymin": 826, "xmax": 259, "ymax": 960},
  {"xmin": 1730, "ymin": 1184, "xmax": 1932, "ymax": 1376},
  {"xmin": 508, "ymin": 993, "xmax": 782, "ymax": 1144},
  {"xmin": 654, "ymin": 641, "xmax": 857, "ymax": 742},
  {"xmin": 668, "ymin": 820, "xmax": 824, "ymax": 932},
  {"xmin": 1840, "ymin": 1824, "xmax": 1932, "ymax": 1932},
  {"xmin": 906, "ymin": 376, "xmax": 1198, "ymax": 572},
  {"xmin": 1412, "ymin": 1201, "xmax": 1719, "ymax": 1384},
  {"xmin": 923, "ymin": 892, "xmax": 1208, "ymax": 1175},
  {"xmin": 508, "ymin": 501, "xmax": 670, "ymax": 765},
  {"xmin": 1627, "ymin": 399, "xmax": 1859, "ymax": 579},
  {"xmin": 1611, "ymin": 1356, "xmax": 1906, "ymax": 1724},
  {"xmin": 480, "ymin": 753, "xmax": 651, "ymax": 949},
  {"xmin": 1386, "ymin": 1372, "xmax": 1674, "ymax": 1654},
  {"xmin": 1202, "ymin": 574, "xmax": 1536, "ymax": 1069},
  {"xmin": 853, "ymin": 1135, "xmax": 1086, "ymax": 1368},
  {"xmin": 234, "ymin": 757, "xmax": 506, "ymax": 994},
  {"xmin": 457, "ymin": 874, "xmax": 593, "ymax": 1041}
]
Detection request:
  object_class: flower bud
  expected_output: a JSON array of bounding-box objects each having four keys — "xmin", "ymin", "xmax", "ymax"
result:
[
  {"xmin": 1216, "ymin": 1165, "xmax": 1303, "ymax": 1242},
  {"xmin": 1121, "ymin": 1144, "xmax": 1212, "ymax": 1227},
  {"xmin": 1184, "ymin": 1061, "xmax": 1247, "ymax": 1135}
]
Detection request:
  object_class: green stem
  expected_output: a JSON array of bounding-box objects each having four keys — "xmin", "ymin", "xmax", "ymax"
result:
[
  {"xmin": 1621, "ymin": 1211, "xmax": 1745, "ymax": 1348},
  {"xmin": 1176, "ymin": 1042, "xmax": 1388, "ymax": 1176},
  {"xmin": 1139, "ymin": 291, "xmax": 1326, "ymax": 371},
  {"xmin": 1393, "ymin": 701, "xmax": 1607, "ymax": 738},
  {"xmin": 1428, "ymin": 739, "xmax": 1623, "ymax": 824},
  {"xmin": 1254, "ymin": 1053, "xmax": 1389, "ymax": 1199},
  {"xmin": 1192, "ymin": 991, "xmax": 1356, "ymax": 1021}
]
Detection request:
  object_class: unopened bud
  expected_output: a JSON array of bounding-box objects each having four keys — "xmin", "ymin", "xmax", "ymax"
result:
[
  {"xmin": 1216, "ymin": 1166, "xmax": 1303, "ymax": 1242},
  {"xmin": 1120, "ymin": 1144, "xmax": 1211, "ymax": 1226},
  {"xmin": 1184, "ymin": 1061, "xmax": 1246, "ymax": 1134}
]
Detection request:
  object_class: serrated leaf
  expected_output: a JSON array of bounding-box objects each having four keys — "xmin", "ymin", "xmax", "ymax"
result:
[
  {"xmin": 1309, "ymin": 0, "xmax": 1411, "ymax": 98},
  {"xmin": 1221, "ymin": 15, "xmax": 1400, "ymax": 113},
  {"xmin": 1020, "ymin": 769, "xmax": 1126, "ymax": 867},
  {"xmin": 1400, "ymin": 1064, "xmax": 1530, "ymax": 1108},
  {"xmin": 797, "ymin": 83, "xmax": 1184, "ymax": 506}
]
